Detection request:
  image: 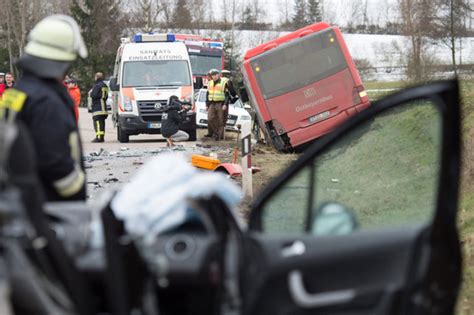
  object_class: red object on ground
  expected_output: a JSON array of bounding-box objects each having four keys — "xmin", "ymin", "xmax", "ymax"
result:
[{"xmin": 214, "ymin": 163, "xmax": 261, "ymax": 177}]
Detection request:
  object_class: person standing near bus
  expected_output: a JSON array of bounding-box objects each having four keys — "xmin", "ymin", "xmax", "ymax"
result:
[{"xmin": 206, "ymin": 69, "xmax": 236, "ymax": 140}]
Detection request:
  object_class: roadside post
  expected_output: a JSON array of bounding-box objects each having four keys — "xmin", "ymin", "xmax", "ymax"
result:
[{"xmin": 241, "ymin": 121, "xmax": 253, "ymax": 198}]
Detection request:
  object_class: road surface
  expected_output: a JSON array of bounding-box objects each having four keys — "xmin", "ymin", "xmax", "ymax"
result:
[{"xmin": 77, "ymin": 108, "xmax": 234, "ymax": 201}]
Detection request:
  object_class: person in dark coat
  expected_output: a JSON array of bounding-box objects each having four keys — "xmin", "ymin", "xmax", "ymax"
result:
[
  {"xmin": 90, "ymin": 72, "xmax": 109, "ymax": 142},
  {"xmin": 161, "ymin": 95, "xmax": 189, "ymax": 147},
  {"xmin": 0, "ymin": 14, "xmax": 88, "ymax": 201}
]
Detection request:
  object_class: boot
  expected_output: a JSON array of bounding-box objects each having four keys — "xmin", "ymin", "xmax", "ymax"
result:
[
  {"xmin": 91, "ymin": 138, "xmax": 101, "ymax": 143},
  {"xmin": 99, "ymin": 135, "xmax": 105, "ymax": 142}
]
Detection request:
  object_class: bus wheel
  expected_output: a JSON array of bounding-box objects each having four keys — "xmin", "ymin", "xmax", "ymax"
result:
[{"xmin": 117, "ymin": 126, "xmax": 129, "ymax": 143}]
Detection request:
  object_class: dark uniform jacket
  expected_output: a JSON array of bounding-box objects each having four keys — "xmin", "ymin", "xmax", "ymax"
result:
[
  {"xmin": 0, "ymin": 72, "xmax": 86, "ymax": 201},
  {"xmin": 161, "ymin": 101, "xmax": 183, "ymax": 138},
  {"xmin": 90, "ymin": 79, "xmax": 108, "ymax": 116}
]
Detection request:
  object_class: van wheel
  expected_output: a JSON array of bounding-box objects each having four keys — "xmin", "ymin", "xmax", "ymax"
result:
[{"xmin": 117, "ymin": 126, "xmax": 129, "ymax": 143}]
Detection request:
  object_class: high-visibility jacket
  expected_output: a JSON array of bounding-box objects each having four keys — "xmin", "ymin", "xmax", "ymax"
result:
[
  {"xmin": 68, "ymin": 85, "xmax": 81, "ymax": 122},
  {"xmin": 207, "ymin": 77, "xmax": 229, "ymax": 102}
]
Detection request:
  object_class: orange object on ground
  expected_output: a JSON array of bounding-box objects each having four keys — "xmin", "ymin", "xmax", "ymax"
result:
[{"xmin": 191, "ymin": 154, "xmax": 221, "ymax": 170}]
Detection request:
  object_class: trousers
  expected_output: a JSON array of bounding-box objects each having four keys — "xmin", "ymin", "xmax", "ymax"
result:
[
  {"xmin": 93, "ymin": 114, "xmax": 107, "ymax": 140},
  {"xmin": 207, "ymin": 102, "xmax": 225, "ymax": 140}
]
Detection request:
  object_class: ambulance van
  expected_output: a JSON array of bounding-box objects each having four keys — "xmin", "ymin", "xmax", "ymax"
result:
[{"xmin": 109, "ymin": 33, "xmax": 197, "ymax": 143}]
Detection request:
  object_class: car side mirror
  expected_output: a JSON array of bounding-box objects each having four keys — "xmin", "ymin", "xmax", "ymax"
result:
[
  {"xmin": 194, "ymin": 77, "xmax": 203, "ymax": 90},
  {"xmin": 238, "ymin": 81, "xmax": 249, "ymax": 103},
  {"xmin": 311, "ymin": 202, "xmax": 358, "ymax": 236},
  {"xmin": 243, "ymin": 104, "xmax": 251, "ymax": 110},
  {"xmin": 109, "ymin": 77, "xmax": 120, "ymax": 91}
]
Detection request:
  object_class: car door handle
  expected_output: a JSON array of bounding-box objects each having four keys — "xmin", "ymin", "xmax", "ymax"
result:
[
  {"xmin": 288, "ymin": 271, "xmax": 355, "ymax": 308},
  {"xmin": 281, "ymin": 241, "xmax": 306, "ymax": 257}
]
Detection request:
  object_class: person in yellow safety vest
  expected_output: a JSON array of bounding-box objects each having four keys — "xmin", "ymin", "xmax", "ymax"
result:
[
  {"xmin": 0, "ymin": 14, "xmax": 88, "ymax": 201},
  {"xmin": 90, "ymin": 72, "xmax": 109, "ymax": 142},
  {"xmin": 205, "ymin": 69, "xmax": 237, "ymax": 140}
]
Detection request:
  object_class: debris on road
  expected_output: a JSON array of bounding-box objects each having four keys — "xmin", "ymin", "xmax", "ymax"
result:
[{"xmin": 104, "ymin": 177, "xmax": 119, "ymax": 183}]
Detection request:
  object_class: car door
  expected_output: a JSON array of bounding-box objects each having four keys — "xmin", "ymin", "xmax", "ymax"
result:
[{"xmin": 241, "ymin": 80, "xmax": 461, "ymax": 315}]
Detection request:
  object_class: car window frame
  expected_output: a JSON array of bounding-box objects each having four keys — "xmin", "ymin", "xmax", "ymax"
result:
[{"xmin": 249, "ymin": 80, "xmax": 460, "ymax": 234}]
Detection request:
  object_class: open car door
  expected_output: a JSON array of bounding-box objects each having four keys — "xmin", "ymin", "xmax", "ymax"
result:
[{"xmin": 243, "ymin": 80, "xmax": 461, "ymax": 315}]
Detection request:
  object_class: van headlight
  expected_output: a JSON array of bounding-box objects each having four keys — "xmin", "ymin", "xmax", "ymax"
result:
[
  {"xmin": 240, "ymin": 115, "xmax": 251, "ymax": 120},
  {"xmin": 199, "ymin": 108, "xmax": 207, "ymax": 114},
  {"xmin": 124, "ymin": 97, "xmax": 133, "ymax": 112}
]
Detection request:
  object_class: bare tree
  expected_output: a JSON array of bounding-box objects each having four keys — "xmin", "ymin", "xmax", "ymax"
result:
[
  {"xmin": 0, "ymin": 0, "xmax": 58, "ymax": 75},
  {"xmin": 133, "ymin": 0, "xmax": 163, "ymax": 32},
  {"xmin": 398, "ymin": 0, "xmax": 437, "ymax": 81},
  {"xmin": 188, "ymin": 0, "xmax": 207, "ymax": 29},
  {"xmin": 430, "ymin": 0, "xmax": 472, "ymax": 75},
  {"xmin": 252, "ymin": 0, "xmax": 262, "ymax": 23},
  {"xmin": 160, "ymin": 0, "xmax": 175, "ymax": 28},
  {"xmin": 171, "ymin": 0, "xmax": 193, "ymax": 30}
]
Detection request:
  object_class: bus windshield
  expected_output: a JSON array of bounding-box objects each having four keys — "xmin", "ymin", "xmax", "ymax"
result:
[
  {"xmin": 189, "ymin": 54, "xmax": 222, "ymax": 75},
  {"xmin": 251, "ymin": 29, "xmax": 347, "ymax": 99},
  {"xmin": 122, "ymin": 60, "xmax": 191, "ymax": 87}
]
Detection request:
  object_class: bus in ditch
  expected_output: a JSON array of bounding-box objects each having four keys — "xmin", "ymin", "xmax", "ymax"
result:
[
  {"xmin": 241, "ymin": 22, "xmax": 370, "ymax": 151},
  {"xmin": 175, "ymin": 34, "xmax": 224, "ymax": 87}
]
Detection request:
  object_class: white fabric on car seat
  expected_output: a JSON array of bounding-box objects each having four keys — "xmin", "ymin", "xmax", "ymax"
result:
[{"xmin": 110, "ymin": 153, "xmax": 242, "ymax": 244}]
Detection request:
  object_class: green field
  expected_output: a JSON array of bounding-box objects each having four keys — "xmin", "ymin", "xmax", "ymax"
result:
[
  {"xmin": 262, "ymin": 98, "xmax": 441, "ymax": 234},
  {"xmin": 261, "ymin": 79, "xmax": 474, "ymax": 314},
  {"xmin": 367, "ymin": 80, "xmax": 474, "ymax": 315},
  {"xmin": 363, "ymin": 80, "xmax": 474, "ymax": 315}
]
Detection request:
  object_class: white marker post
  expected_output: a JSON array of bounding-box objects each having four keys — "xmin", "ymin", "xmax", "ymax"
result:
[{"xmin": 241, "ymin": 121, "xmax": 253, "ymax": 198}]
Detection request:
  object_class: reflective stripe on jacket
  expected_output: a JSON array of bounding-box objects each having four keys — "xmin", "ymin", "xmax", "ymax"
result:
[{"xmin": 91, "ymin": 79, "xmax": 109, "ymax": 116}]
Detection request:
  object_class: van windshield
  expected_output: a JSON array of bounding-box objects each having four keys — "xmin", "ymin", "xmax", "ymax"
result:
[
  {"xmin": 251, "ymin": 29, "xmax": 347, "ymax": 99},
  {"xmin": 122, "ymin": 60, "xmax": 191, "ymax": 87}
]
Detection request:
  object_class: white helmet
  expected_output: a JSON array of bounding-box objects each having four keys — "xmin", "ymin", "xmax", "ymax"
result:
[{"xmin": 24, "ymin": 14, "xmax": 88, "ymax": 61}]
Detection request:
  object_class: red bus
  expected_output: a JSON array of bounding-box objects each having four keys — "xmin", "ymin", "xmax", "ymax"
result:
[
  {"xmin": 175, "ymin": 34, "xmax": 225, "ymax": 87},
  {"xmin": 241, "ymin": 22, "xmax": 370, "ymax": 151}
]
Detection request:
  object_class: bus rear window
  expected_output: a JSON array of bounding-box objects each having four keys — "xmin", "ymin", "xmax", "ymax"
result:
[{"xmin": 251, "ymin": 29, "xmax": 347, "ymax": 99}]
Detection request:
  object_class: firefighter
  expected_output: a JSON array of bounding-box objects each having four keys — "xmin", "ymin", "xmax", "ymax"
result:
[
  {"xmin": 90, "ymin": 72, "xmax": 109, "ymax": 142},
  {"xmin": 0, "ymin": 14, "xmax": 88, "ymax": 201},
  {"xmin": 206, "ymin": 69, "xmax": 237, "ymax": 140}
]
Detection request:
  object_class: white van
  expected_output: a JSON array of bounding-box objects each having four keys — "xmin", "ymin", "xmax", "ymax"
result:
[{"xmin": 109, "ymin": 33, "xmax": 197, "ymax": 143}]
